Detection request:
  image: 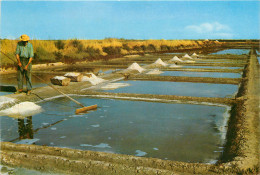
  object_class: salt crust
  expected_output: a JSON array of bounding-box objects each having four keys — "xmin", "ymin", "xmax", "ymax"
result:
[
  {"xmin": 0, "ymin": 102, "xmax": 43, "ymax": 119},
  {"xmin": 64, "ymin": 72, "xmax": 81, "ymax": 76},
  {"xmin": 101, "ymin": 83, "xmax": 130, "ymax": 90},
  {"xmin": 146, "ymin": 69, "xmax": 163, "ymax": 75},
  {"xmin": 81, "ymin": 73, "xmax": 105, "ymax": 85},
  {"xmin": 53, "ymin": 76, "xmax": 67, "ymax": 80}
]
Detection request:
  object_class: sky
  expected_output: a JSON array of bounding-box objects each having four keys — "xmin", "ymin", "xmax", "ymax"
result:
[{"xmin": 1, "ymin": 1, "xmax": 259, "ymax": 40}]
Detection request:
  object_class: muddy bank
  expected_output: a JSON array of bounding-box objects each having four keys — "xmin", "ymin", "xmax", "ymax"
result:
[
  {"xmin": 0, "ymin": 142, "xmax": 237, "ymax": 175},
  {"xmin": 219, "ymin": 50, "xmax": 259, "ymax": 173},
  {"xmin": 126, "ymin": 74, "xmax": 241, "ymax": 85}
]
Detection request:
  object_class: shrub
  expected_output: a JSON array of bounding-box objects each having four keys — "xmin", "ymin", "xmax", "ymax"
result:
[
  {"xmin": 102, "ymin": 46, "xmax": 121, "ymax": 55},
  {"xmin": 55, "ymin": 40, "xmax": 65, "ymax": 50},
  {"xmin": 34, "ymin": 47, "xmax": 55, "ymax": 63},
  {"xmin": 70, "ymin": 39, "xmax": 84, "ymax": 52}
]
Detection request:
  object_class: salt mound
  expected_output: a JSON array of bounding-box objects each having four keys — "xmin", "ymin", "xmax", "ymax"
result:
[
  {"xmin": 153, "ymin": 58, "xmax": 168, "ymax": 66},
  {"xmin": 146, "ymin": 69, "xmax": 163, "ymax": 75},
  {"xmin": 183, "ymin": 54, "xmax": 193, "ymax": 59},
  {"xmin": 101, "ymin": 83, "xmax": 130, "ymax": 90},
  {"xmin": 127, "ymin": 62, "xmax": 145, "ymax": 73},
  {"xmin": 82, "ymin": 73, "xmax": 105, "ymax": 85},
  {"xmin": 64, "ymin": 72, "xmax": 81, "ymax": 76},
  {"xmin": 169, "ymin": 63, "xmax": 182, "ymax": 68},
  {"xmin": 192, "ymin": 53, "xmax": 198, "ymax": 57},
  {"xmin": 170, "ymin": 56, "xmax": 183, "ymax": 62},
  {"xmin": 0, "ymin": 97, "xmax": 16, "ymax": 108},
  {"xmin": 53, "ymin": 76, "xmax": 67, "ymax": 80},
  {"xmin": 0, "ymin": 102, "xmax": 43, "ymax": 119}
]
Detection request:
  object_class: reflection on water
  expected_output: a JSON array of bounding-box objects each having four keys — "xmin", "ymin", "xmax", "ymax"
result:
[
  {"xmin": 162, "ymin": 71, "xmax": 241, "ymax": 78},
  {"xmin": 210, "ymin": 49, "xmax": 249, "ymax": 55},
  {"xmin": 18, "ymin": 116, "xmax": 33, "ymax": 140},
  {"xmin": 0, "ymin": 97, "xmax": 229, "ymax": 163},
  {"xmin": 103, "ymin": 80, "xmax": 238, "ymax": 98}
]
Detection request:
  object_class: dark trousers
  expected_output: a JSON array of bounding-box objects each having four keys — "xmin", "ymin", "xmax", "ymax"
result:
[{"xmin": 17, "ymin": 57, "xmax": 32, "ymax": 91}]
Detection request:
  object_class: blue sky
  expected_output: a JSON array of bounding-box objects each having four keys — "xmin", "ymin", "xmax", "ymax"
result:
[{"xmin": 1, "ymin": 1, "xmax": 259, "ymax": 40}]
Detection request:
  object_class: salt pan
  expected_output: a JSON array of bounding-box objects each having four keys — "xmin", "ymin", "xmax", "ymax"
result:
[
  {"xmin": 153, "ymin": 58, "xmax": 168, "ymax": 66},
  {"xmin": 101, "ymin": 83, "xmax": 130, "ymax": 90},
  {"xmin": 169, "ymin": 63, "xmax": 182, "ymax": 68},
  {"xmin": 64, "ymin": 72, "xmax": 81, "ymax": 76},
  {"xmin": 170, "ymin": 56, "xmax": 183, "ymax": 62},
  {"xmin": 184, "ymin": 60, "xmax": 196, "ymax": 63},
  {"xmin": 0, "ymin": 97, "xmax": 16, "ymax": 108},
  {"xmin": 146, "ymin": 69, "xmax": 163, "ymax": 75},
  {"xmin": 0, "ymin": 102, "xmax": 43, "ymax": 119},
  {"xmin": 82, "ymin": 73, "xmax": 105, "ymax": 85},
  {"xmin": 127, "ymin": 62, "xmax": 145, "ymax": 73}
]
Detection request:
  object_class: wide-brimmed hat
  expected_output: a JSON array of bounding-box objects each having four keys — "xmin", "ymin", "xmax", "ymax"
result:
[{"xmin": 20, "ymin": 34, "xmax": 30, "ymax": 41}]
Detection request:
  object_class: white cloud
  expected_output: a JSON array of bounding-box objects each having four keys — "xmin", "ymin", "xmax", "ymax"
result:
[{"xmin": 185, "ymin": 22, "xmax": 233, "ymax": 38}]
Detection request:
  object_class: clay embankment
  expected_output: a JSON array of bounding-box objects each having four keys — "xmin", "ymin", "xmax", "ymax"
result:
[
  {"xmin": 219, "ymin": 49, "xmax": 259, "ymax": 173},
  {"xmin": 126, "ymin": 74, "xmax": 241, "ymax": 85}
]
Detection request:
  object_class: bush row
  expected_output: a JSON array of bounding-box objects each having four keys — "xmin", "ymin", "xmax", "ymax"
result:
[{"xmin": 0, "ymin": 39, "xmax": 222, "ymax": 67}]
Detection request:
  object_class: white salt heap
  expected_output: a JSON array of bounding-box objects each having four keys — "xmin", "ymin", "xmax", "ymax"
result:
[
  {"xmin": 192, "ymin": 53, "xmax": 198, "ymax": 57},
  {"xmin": 153, "ymin": 58, "xmax": 168, "ymax": 66},
  {"xmin": 169, "ymin": 63, "xmax": 182, "ymax": 68},
  {"xmin": 101, "ymin": 83, "xmax": 130, "ymax": 90},
  {"xmin": 0, "ymin": 102, "xmax": 43, "ymax": 119},
  {"xmin": 64, "ymin": 72, "xmax": 81, "ymax": 76},
  {"xmin": 53, "ymin": 76, "xmax": 67, "ymax": 80},
  {"xmin": 146, "ymin": 69, "xmax": 163, "ymax": 75},
  {"xmin": 170, "ymin": 56, "xmax": 183, "ymax": 62},
  {"xmin": 183, "ymin": 54, "xmax": 193, "ymax": 59},
  {"xmin": 82, "ymin": 73, "xmax": 105, "ymax": 85},
  {"xmin": 0, "ymin": 97, "xmax": 16, "ymax": 108},
  {"xmin": 127, "ymin": 62, "xmax": 145, "ymax": 73}
]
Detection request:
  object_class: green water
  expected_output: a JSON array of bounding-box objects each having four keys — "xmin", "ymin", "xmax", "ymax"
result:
[{"xmin": 0, "ymin": 97, "xmax": 229, "ymax": 163}]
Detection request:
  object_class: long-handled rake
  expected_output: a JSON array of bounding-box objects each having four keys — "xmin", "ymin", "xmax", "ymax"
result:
[{"xmin": 1, "ymin": 51, "xmax": 97, "ymax": 114}]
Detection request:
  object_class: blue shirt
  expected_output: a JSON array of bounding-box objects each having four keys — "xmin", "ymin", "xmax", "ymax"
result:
[{"xmin": 16, "ymin": 42, "xmax": 34, "ymax": 58}]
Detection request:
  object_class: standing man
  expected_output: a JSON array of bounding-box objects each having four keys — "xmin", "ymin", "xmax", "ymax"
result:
[{"xmin": 16, "ymin": 34, "xmax": 34, "ymax": 95}]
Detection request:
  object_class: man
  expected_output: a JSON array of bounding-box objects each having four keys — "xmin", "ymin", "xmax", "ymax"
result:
[{"xmin": 16, "ymin": 34, "xmax": 34, "ymax": 95}]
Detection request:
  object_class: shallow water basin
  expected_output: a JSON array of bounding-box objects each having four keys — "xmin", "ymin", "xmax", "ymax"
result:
[
  {"xmin": 103, "ymin": 80, "xmax": 238, "ymax": 98},
  {"xmin": 0, "ymin": 97, "xmax": 229, "ymax": 163},
  {"xmin": 161, "ymin": 71, "xmax": 241, "ymax": 78},
  {"xmin": 210, "ymin": 49, "xmax": 249, "ymax": 55},
  {"xmin": 181, "ymin": 66, "xmax": 243, "ymax": 69}
]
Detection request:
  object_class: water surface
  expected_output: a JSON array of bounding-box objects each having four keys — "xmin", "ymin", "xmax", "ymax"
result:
[
  {"xmin": 0, "ymin": 97, "xmax": 229, "ymax": 163},
  {"xmin": 103, "ymin": 80, "xmax": 238, "ymax": 98},
  {"xmin": 210, "ymin": 49, "xmax": 249, "ymax": 55},
  {"xmin": 161, "ymin": 71, "xmax": 241, "ymax": 78}
]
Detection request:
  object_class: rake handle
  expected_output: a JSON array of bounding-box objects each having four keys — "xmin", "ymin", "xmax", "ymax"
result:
[
  {"xmin": 1, "ymin": 51, "xmax": 85, "ymax": 108},
  {"xmin": 32, "ymin": 74, "xmax": 85, "ymax": 108}
]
